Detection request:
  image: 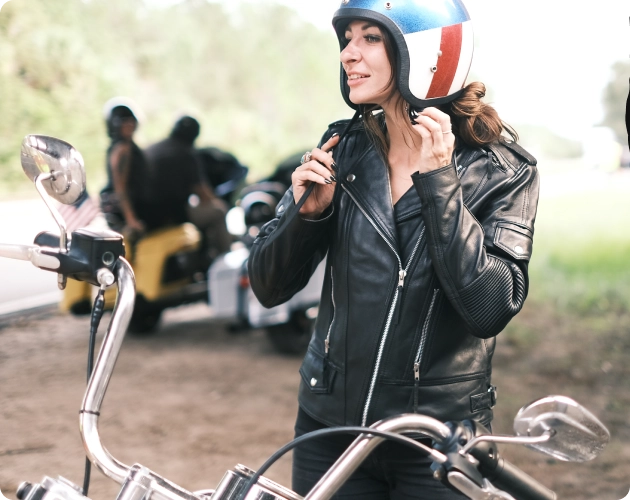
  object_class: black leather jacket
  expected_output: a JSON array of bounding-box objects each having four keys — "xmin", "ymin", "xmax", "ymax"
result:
[{"xmin": 248, "ymin": 118, "xmax": 540, "ymax": 428}]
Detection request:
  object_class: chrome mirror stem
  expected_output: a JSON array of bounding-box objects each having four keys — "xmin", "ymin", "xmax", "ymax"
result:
[
  {"xmin": 460, "ymin": 432, "xmax": 552, "ymax": 455},
  {"xmin": 35, "ymin": 173, "xmax": 69, "ymax": 253},
  {"xmin": 35, "ymin": 172, "xmax": 70, "ymax": 289}
]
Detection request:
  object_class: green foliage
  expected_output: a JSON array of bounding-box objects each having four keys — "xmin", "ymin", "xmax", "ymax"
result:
[
  {"xmin": 600, "ymin": 60, "xmax": 630, "ymax": 144},
  {"xmin": 515, "ymin": 124, "xmax": 583, "ymax": 159},
  {"xmin": 0, "ymin": 0, "xmax": 351, "ymax": 196},
  {"xmin": 528, "ymin": 184, "xmax": 630, "ymax": 314}
]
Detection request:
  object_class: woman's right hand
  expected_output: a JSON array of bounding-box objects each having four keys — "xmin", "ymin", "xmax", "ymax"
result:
[{"xmin": 292, "ymin": 134, "xmax": 340, "ymax": 219}]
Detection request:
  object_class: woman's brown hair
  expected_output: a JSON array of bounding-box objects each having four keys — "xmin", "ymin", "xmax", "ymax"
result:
[{"xmin": 360, "ymin": 23, "xmax": 518, "ymax": 157}]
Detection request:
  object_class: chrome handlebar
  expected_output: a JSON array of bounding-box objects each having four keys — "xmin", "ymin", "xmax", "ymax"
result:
[
  {"xmin": 79, "ymin": 257, "xmax": 135, "ymax": 484},
  {"xmin": 305, "ymin": 414, "xmax": 451, "ymax": 500},
  {"xmin": 76, "ymin": 258, "xmax": 201, "ymax": 500},
  {"xmin": 0, "ymin": 243, "xmax": 61, "ymax": 270}
]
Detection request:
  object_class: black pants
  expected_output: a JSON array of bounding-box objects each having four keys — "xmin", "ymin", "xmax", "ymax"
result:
[{"xmin": 292, "ymin": 408, "xmax": 467, "ymax": 500}]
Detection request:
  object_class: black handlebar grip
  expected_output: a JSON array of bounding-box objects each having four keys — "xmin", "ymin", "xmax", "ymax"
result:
[{"xmin": 489, "ymin": 457, "xmax": 556, "ymax": 500}]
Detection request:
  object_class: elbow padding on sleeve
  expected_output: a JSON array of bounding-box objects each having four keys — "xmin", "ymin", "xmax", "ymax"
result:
[{"xmin": 459, "ymin": 256, "xmax": 527, "ymax": 335}]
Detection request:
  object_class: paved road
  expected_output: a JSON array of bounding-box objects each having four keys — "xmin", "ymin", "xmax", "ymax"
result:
[{"xmin": 0, "ymin": 199, "xmax": 61, "ymax": 315}]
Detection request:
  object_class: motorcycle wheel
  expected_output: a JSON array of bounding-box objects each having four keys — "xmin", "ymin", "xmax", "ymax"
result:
[
  {"xmin": 266, "ymin": 311, "xmax": 313, "ymax": 355},
  {"xmin": 128, "ymin": 296, "xmax": 162, "ymax": 334}
]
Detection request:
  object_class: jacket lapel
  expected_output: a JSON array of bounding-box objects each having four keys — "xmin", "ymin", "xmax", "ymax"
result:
[{"xmin": 342, "ymin": 146, "xmax": 399, "ymax": 253}]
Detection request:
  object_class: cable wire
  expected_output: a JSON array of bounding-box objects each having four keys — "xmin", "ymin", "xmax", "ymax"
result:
[
  {"xmin": 82, "ymin": 286, "xmax": 106, "ymax": 496},
  {"xmin": 237, "ymin": 425, "xmax": 437, "ymax": 500}
]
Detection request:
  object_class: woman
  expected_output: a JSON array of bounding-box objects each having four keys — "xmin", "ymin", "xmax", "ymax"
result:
[
  {"xmin": 248, "ymin": 0, "xmax": 539, "ymax": 498},
  {"xmin": 100, "ymin": 97, "xmax": 152, "ymax": 234}
]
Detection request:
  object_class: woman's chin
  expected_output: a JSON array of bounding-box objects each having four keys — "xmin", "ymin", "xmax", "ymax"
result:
[{"xmin": 348, "ymin": 94, "xmax": 372, "ymax": 106}]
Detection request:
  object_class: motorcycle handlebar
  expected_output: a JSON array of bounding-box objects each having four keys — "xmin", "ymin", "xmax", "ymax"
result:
[
  {"xmin": 0, "ymin": 243, "xmax": 61, "ymax": 270},
  {"xmin": 0, "ymin": 235, "xmax": 557, "ymax": 500},
  {"xmin": 80, "ymin": 258, "xmax": 136, "ymax": 484},
  {"xmin": 305, "ymin": 414, "xmax": 451, "ymax": 500},
  {"xmin": 487, "ymin": 457, "xmax": 556, "ymax": 500}
]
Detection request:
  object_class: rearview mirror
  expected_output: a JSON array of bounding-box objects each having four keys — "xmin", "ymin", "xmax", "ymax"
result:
[
  {"xmin": 21, "ymin": 135, "xmax": 86, "ymax": 205},
  {"xmin": 513, "ymin": 395, "xmax": 610, "ymax": 462}
]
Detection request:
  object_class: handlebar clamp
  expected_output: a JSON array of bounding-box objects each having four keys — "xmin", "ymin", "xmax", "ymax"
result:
[
  {"xmin": 34, "ymin": 229, "xmax": 125, "ymax": 286},
  {"xmin": 17, "ymin": 477, "xmax": 90, "ymax": 500}
]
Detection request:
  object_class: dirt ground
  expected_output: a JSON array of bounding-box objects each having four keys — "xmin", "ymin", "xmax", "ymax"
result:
[{"xmin": 0, "ymin": 301, "xmax": 629, "ymax": 500}]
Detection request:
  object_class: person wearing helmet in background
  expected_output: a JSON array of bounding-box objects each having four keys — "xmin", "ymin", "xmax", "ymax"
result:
[
  {"xmin": 248, "ymin": 0, "xmax": 540, "ymax": 498},
  {"xmin": 144, "ymin": 115, "xmax": 231, "ymax": 258},
  {"xmin": 100, "ymin": 98, "xmax": 153, "ymax": 234}
]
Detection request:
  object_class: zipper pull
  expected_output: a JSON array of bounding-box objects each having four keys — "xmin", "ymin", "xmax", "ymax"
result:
[
  {"xmin": 413, "ymin": 363, "xmax": 420, "ymax": 413},
  {"xmin": 398, "ymin": 270, "xmax": 407, "ymax": 288},
  {"xmin": 394, "ymin": 270, "xmax": 407, "ymax": 326},
  {"xmin": 325, "ymin": 338, "xmax": 330, "ymax": 354}
]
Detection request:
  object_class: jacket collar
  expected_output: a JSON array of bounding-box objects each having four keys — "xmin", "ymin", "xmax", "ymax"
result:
[{"xmin": 336, "ymin": 124, "xmax": 482, "ymax": 254}]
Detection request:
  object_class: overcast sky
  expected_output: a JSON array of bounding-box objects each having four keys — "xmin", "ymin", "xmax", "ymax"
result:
[{"xmin": 211, "ymin": 0, "xmax": 630, "ymax": 142}]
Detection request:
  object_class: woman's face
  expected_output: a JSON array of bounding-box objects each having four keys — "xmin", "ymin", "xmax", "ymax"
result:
[
  {"xmin": 119, "ymin": 118, "xmax": 137, "ymax": 139},
  {"xmin": 340, "ymin": 20, "xmax": 395, "ymax": 106}
]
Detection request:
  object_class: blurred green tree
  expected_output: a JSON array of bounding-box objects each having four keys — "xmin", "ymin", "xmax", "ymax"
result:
[{"xmin": 0, "ymin": 0, "xmax": 350, "ymax": 195}]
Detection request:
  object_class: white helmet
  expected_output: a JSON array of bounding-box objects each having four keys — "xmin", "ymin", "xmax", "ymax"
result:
[
  {"xmin": 102, "ymin": 97, "xmax": 144, "ymax": 138},
  {"xmin": 333, "ymin": 0, "xmax": 474, "ymax": 109}
]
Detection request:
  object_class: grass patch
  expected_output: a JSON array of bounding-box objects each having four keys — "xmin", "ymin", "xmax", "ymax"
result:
[{"xmin": 528, "ymin": 176, "xmax": 630, "ymax": 314}]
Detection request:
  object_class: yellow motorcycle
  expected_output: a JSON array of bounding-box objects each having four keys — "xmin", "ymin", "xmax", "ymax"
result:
[
  {"xmin": 61, "ymin": 222, "xmax": 206, "ymax": 332},
  {"xmin": 61, "ymin": 147, "xmax": 247, "ymax": 333}
]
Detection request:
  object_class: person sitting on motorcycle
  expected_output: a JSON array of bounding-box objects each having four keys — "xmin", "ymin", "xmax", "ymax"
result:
[
  {"xmin": 100, "ymin": 97, "xmax": 154, "ymax": 234},
  {"xmin": 247, "ymin": 0, "xmax": 540, "ymax": 498},
  {"xmin": 144, "ymin": 115, "xmax": 231, "ymax": 258}
]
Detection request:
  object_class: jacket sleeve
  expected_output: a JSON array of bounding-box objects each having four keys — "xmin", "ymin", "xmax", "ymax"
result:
[
  {"xmin": 247, "ymin": 186, "xmax": 333, "ymax": 308},
  {"xmin": 411, "ymin": 145, "xmax": 540, "ymax": 339},
  {"xmin": 247, "ymin": 123, "xmax": 351, "ymax": 308}
]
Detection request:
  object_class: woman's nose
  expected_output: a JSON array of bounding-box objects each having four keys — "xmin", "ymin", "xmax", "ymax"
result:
[{"xmin": 340, "ymin": 42, "xmax": 359, "ymax": 66}]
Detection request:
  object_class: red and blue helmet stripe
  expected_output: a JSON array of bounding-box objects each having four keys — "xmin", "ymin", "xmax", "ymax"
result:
[{"xmin": 333, "ymin": 0, "xmax": 474, "ymax": 109}]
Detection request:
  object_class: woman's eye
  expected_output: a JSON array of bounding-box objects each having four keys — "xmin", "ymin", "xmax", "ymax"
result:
[{"xmin": 365, "ymin": 34, "xmax": 382, "ymax": 43}]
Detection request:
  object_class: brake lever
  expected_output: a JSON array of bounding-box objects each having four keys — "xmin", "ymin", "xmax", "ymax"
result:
[{"xmin": 447, "ymin": 472, "xmax": 517, "ymax": 500}]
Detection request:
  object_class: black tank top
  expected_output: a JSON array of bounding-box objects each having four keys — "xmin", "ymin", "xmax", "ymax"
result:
[{"xmin": 101, "ymin": 138, "xmax": 150, "ymax": 204}]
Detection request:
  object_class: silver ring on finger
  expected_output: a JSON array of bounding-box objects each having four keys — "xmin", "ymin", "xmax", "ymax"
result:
[
  {"xmin": 301, "ymin": 151, "xmax": 312, "ymax": 164},
  {"xmin": 442, "ymin": 127, "xmax": 452, "ymax": 134}
]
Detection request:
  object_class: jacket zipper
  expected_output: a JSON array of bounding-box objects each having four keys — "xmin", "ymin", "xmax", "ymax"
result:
[
  {"xmin": 324, "ymin": 266, "xmax": 336, "ymax": 355},
  {"xmin": 413, "ymin": 288, "xmax": 439, "ymax": 412},
  {"xmin": 343, "ymin": 181, "xmax": 427, "ymax": 426}
]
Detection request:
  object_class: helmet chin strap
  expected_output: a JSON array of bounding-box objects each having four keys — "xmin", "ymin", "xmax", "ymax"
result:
[
  {"xmin": 260, "ymin": 108, "xmax": 362, "ymax": 247},
  {"xmin": 292, "ymin": 108, "xmax": 362, "ymax": 216}
]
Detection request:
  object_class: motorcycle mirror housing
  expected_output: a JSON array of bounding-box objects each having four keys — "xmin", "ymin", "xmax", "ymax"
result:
[
  {"xmin": 20, "ymin": 135, "xmax": 87, "ymax": 288},
  {"xmin": 513, "ymin": 395, "xmax": 610, "ymax": 462},
  {"xmin": 21, "ymin": 135, "xmax": 86, "ymax": 205}
]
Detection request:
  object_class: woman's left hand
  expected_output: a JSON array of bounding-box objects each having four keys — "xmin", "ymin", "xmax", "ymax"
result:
[{"xmin": 411, "ymin": 107, "xmax": 456, "ymax": 173}]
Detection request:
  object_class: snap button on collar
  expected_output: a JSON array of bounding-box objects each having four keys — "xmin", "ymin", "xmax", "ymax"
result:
[
  {"xmin": 346, "ymin": 174, "xmax": 356, "ymax": 182},
  {"xmin": 310, "ymin": 378, "xmax": 318, "ymax": 387}
]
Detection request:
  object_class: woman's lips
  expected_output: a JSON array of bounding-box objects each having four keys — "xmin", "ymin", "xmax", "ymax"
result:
[{"xmin": 347, "ymin": 74, "xmax": 369, "ymax": 87}]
